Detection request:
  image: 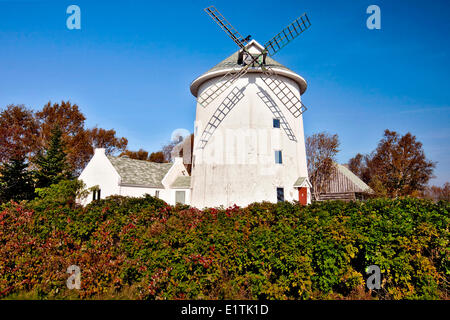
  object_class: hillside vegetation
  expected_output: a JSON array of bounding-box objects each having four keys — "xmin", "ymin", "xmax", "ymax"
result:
[{"xmin": 0, "ymin": 183, "xmax": 448, "ymax": 299}]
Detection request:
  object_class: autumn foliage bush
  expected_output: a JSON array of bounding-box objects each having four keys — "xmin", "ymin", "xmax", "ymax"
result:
[{"xmin": 0, "ymin": 190, "xmax": 448, "ymax": 300}]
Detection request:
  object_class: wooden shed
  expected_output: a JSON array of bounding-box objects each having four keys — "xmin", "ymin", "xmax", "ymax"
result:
[{"xmin": 316, "ymin": 163, "xmax": 373, "ymax": 201}]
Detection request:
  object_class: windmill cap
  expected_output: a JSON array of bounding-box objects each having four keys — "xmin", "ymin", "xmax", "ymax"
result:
[{"xmin": 190, "ymin": 40, "xmax": 307, "ymax": 97}]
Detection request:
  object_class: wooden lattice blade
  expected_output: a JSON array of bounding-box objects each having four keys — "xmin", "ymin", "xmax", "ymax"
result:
[
  {"xmin": 204, "ymin": 6, "xmax": 250, "ymax": 48},
  {"xmin": 198, "ymin": 87, "xmax": 245, "ymax": 149},
  {"xmin": 263, "ymin": 13, "xmax": 311, "ymax": 57},
  {"xmin": 261, "ymin": 67, "xmax": 307, "ymax": 118},
  {"xmin": 256, "ymin": 90, "xmax": 297, "ymax": 142},
  {"xmin": 197, "ymin": 65, "xmax": 249, "ymax": 108}
]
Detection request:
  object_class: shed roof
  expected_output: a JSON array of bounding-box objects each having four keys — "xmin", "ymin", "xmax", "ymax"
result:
[
  {"xmin": 293, "ymin": 177, "xmax": 312, "ymax": 188},
  {"xmin": 322, "ymin": 163, "xmax": 373, "ymax": 194},
  {"xmin": 171, "ymin": 176, "xmax": 191, "ymax": 189},
  {"xmin": 107, "ymin": 156, "xmax": 172, "ymax": 188},
  {"xmin": 336, "ymin": 164, "xmax": 373, "ymax": 193}
]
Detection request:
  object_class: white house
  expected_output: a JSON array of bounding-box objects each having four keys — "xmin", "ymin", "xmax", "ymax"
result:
[
  {"xmin": 78, "ymin": 148, "xmax": 191, "ymax": 206},
  {"xmin": 189, "ymin": 40, "xmax": 311, "ymax": 208}
]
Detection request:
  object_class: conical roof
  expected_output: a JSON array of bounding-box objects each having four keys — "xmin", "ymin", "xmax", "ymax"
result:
[
  {"xmin": 190, "ymin": 40, "xmax": 307, "ymax": 97},
  {"xmin": 205, "ymin": 50, "xmax": 292, "ymax": 74}
]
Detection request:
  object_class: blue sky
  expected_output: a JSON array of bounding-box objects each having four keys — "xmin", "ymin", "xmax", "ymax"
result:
[{"xmin": 0, "ymin": 0, "xmax": 449, "ymax": 185}]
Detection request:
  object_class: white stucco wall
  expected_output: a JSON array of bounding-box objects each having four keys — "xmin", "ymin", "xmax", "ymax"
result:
[
  {"xmin": 118, "ymin": 185, "xmax": 167, "ymax": 200},
  {"xmin": 162, "ymin": 157, "xmax": 191, "ymax": 205},
  {"xmin": 190, "ymin": 61, "xmax": 309, "ymax": 208},
  {"xmin": 78, "ymin": 148, "xmax": 121, "ymax": 206},
  {"xmin": 162, "ymin": 158, "xmax": 188, "ymax": 186}
]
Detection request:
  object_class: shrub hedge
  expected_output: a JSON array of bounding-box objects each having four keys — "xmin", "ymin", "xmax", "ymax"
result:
[{"xmin": 0, "ymin": 191, "xmax": 448, "ymax": 299}]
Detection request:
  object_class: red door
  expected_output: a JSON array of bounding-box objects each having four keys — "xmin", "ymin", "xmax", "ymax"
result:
[{"xmin": 298, "ymin": 187, "xmax": 307, "ymax": 205}]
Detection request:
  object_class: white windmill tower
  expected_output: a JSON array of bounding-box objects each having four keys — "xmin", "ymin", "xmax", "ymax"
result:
[{"xmin": 189, "ymin": 6, "xmax": 312, "ymax": 208}]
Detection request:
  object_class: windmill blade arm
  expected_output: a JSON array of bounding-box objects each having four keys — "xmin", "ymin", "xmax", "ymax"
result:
[
  {"xmin": 204, "ymin": 6, "xmax": 250, "ymax": 48},
  {"xmin": 256, "ymin": 90, "xmax": 297, "ymax": 142},
  {"xmin": 197, "ymin": 65, "xmax": 249, "ymax": 108},
  {"xmin": 198, "ymin": 47, "xmax": 270, "ymax": 108},
  {"xmin": 263, "ymin": 13, "xmax": 311, "ymax": 57},
  {"xmin": 261, "ymin": 67, "xmax": 307, "ymax": 118},
  {"xmin": 198, "ymin": 87, "xmax": 245, "ymax": 149}
]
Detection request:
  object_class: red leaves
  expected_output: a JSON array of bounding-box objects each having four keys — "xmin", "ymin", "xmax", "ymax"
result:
[
  {"xmin": 122, "ymin": 222, "xmax": 136, "ymax": 234},
  {"xmin": 186, "ymin": 254, "xmax": 213, "ymax": 269},
  {"xmin": 1, "ymin": 197, "xmax": 448, "ymax": 300},
  {"xmin": 181, "ymin": 207, "xmax": 205, "ymax": 230},
  {"xmin": 147, "ymin": 267, "xmax": 173, "ymax": 297},
  {"xmin": 0, "ymin": 210, "xmax": 8, "ymax": 226},
  {"xmin": 225, "ymin": 204, "xmax": 241, "ymax": 217},
  {"xmin": 209, "ymin": 208, "xmax": 218, "ymax": 217},
  {"xmin": 0, "ymin": 105, "xmax": 40, "ymax": 162}
]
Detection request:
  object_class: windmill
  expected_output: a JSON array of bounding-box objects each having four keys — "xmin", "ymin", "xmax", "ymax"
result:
[
  {"xmin": 196, "ymin": 6, "xmax": 311, "ymax": 148},
  {"xmin": 189, "ymin": 6, "xmax": 312, "ymax": 208}
]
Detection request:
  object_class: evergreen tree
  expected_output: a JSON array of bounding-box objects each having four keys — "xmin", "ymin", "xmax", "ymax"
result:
[
  {"xmin": 35, "ymin": 126, "xmax": 71, "ymax": 188},
  {"xmin": 0, "ymin": 157, "xmax": 35, "ymax": 203}
]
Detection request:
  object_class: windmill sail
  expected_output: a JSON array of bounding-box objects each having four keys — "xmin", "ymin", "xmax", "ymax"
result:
[
  {"xmin": 261, "ymin": 67, "xmax": 307, "ymax": 118},
  {"xmin": 256, "ymin": 90, "xmax": 297, "ymax": 142},
  {"xmin": 204, "ymin": 6, "xmax": 250, "ymax": 48},
  {"xmin": 263, "ymin": 13, "xmax": 311, "ymax": 57},
  {"xmin": 197, "ymin": 48, "xmax": 265, "ymax": 108},
  {"xmin": 198, "ymin": 8, "xmax": 311, "ymax": 112},
  {"xmin": 198, "ymin": 87, "xmax": 245, "ymax": 149},
  {"xmin": 197, "ymin": 67, "xmax": 249, "ymax": 108}
]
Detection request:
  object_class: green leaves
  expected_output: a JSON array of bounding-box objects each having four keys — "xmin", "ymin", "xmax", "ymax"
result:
[{"xmin": 0, "ymin": 197, "xmax": 448, "ymax": 299}]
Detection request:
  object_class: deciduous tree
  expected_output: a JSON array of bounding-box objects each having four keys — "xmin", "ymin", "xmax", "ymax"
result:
[
  {"xmin": 88, "ymin": 127, "xmax": 128, "ymax": 155},
  {"xmin": 120, "ymin": 149, "xmax": 150, "ymax": 161},
  {"xmin": 348, "ymin": 130, "xmax": 435, "ymax": 197},
  {"xmin": 36, "ymin": 101, "xmax": 90, "ymax": 174},
  {"xmin": 162, "ymin": 140, "xmax": 180, "ymax": 163},
  {"xmin": 306, "ymin": 132, "xmax": 340, "ymax": 200},
  {"xmin": 0, "ymin": 105, "xmax": 40, "ymax": 163},
  {"xmin": 348, "ymin": 152, "xmax": 373, "ymax": 185},
  {"xmin": 149, "ymin": 151, "xmax": 166, "ymax": 163},
  {"xmin": 422, "ymin": 182, "xmax": 450, "ymax": 202},
  {"xmin": 119, "ymin": 149, "xmax": 168, "ymax": 163},
  {"xmin": 36, "ymin": 101, "xmax": 128, "ymax": 174}
]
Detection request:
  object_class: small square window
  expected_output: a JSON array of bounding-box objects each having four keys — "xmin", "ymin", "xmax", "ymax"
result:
[
  {"xmin": 277, "ymin": 188, "xmax": 284, "ymax": 202},
  {"xmin": 275, "ymin": 150, "xmax": 283, "ymax": 164},
  {"xmin": 273, "ymin": 118, "xmax": 280, "ymax": 128}
]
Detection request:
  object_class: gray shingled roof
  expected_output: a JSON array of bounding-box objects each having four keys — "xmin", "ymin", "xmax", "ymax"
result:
[
  {"xmin": 337, "ymin": 164, "xmax": 373, "ymax": 193},
  {"xmin": 203, "ymin": 50, "xmax": 292, "ymax": 77},
  {"xmin": 171, "ymin": 176, "xmax": 191, "ymax": 189},
  {"xmin": 107, "ymin": 156, "xmax": 172, "ymax": 188},
  {"xmin": 293, "ymin": 177, "xmax": 308, "ymax": 187}
]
